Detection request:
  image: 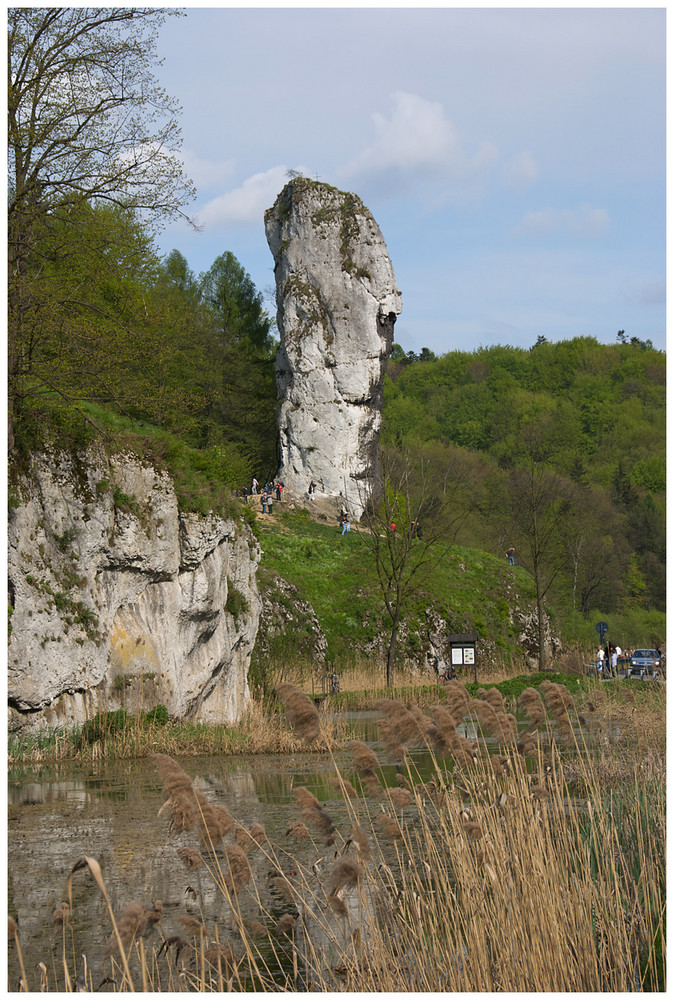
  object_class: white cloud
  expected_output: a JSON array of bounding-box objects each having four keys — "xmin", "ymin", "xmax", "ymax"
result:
[
  {"xmin": 513, "ymin": 204, "xmax": 610, "ymax": 239},
  {"xmin": 179, "ymin": 149, "xmax": 236, "ymax": 190},
  {"xmin": 196, "ymin": 165, "xmax": 297, "ymax": 228},
  {"xmin": 501, "ymin": 151, "xmax": 539, "ymax": 190},
  {"xmin": 342, "ymin": 91, "xmax": 498, "ymax": 186}
]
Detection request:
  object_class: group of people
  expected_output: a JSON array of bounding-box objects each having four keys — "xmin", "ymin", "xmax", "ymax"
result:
[
  {"xmin": 235, "ymin": 479, "xmax": 284, "ymax": 509},
  {"xmin": 258, "ymin": 480, "xmax": 284, "ymax": 514},
  {"xmin": 595, "ymin": 643, "xmax": 623, "ymax": 678}
]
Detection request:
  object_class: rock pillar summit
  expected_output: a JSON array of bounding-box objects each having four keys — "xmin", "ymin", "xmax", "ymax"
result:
[{"xmin": 265, "ymin": 178, "xmax": 401, "ymax": 517}]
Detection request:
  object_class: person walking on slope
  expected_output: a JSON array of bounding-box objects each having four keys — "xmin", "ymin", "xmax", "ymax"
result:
[
  {"xmin": 506, "ymin": 546, "xmax": 515, "ymax": 566},
  {"xmin": 341, "ymin": 513, "xmax": 350, "ymax": 536}
]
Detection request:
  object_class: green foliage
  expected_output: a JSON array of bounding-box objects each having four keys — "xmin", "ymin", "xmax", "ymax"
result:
[
  {"xmin": 225, "ymin": 583, "xmax": 250, "ymax": 625},
  {"xmin": 382, "ymin": 337, "xmax": 665, "ymax": 620},
  {"xmin": 464, "ymin": 671, "xmax": 590, "ymax": 701},
  {"xmin": 141, "ymin": 705, "xmax": 169, "ymax": 727},
  {"xmin": 76, "ymin": 709, "xmax": 129, "ymax": 748}
]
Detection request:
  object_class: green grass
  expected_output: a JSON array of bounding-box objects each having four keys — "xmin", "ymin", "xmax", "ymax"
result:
[
  {"xmin": 258, "ymin": 510, "xmax": 540, "ymax": 666},
  {"xmin": 11, "ymin": 396, "xmax": 256, "ymax": 524}
]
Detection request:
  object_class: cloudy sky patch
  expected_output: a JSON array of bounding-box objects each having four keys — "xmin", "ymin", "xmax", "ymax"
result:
[
  {"xmin": 152, "ymin": 8, "xmax": 664, "ymax": 352},
  {"xmin": 513, "ymin": 205, "xmax": 610, "ymax": 240}
]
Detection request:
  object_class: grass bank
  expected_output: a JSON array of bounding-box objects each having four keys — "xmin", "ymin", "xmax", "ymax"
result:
[{"xmin": 8, "ymin": 672, "xmax": 664, "ymax": 766}]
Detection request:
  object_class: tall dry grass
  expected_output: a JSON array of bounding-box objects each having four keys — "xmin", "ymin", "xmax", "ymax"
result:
[{"xmin": 9, "ymin": 681, "xmax": 665, "ymax": 992}]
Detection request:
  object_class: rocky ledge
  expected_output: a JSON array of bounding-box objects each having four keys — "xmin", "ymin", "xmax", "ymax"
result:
[{"xmin": 8, "ymin": 448, "xmax": 261, "ymax": 732}]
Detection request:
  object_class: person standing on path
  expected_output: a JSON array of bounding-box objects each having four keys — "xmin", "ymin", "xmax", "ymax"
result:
[
  {"xmin": 252, "ymin": 477, "xmax": 258, "ymax": 495},
  {"xmin": 341, "ymin": 513, "xmax": 350, "ymax": 535},
  {"xmin": 596, "ymin": 646, "xmax": 605, "ymax": 677}
]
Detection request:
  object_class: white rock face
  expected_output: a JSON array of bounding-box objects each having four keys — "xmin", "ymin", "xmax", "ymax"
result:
[
  {"xmin": 8, "ymin": 448, "xmax": 261, "ymax": 731},
  {"xmin": 265, "ymin": 178, "xmax": 401, "ymax": 518}
]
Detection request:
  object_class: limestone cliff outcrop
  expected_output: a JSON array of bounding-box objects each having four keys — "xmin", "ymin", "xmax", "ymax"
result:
[
  {"xmin": 8, "ymin": 448, "xmax": 261, "ymax": 732},
  {"xmin": 265, "ymin": 178, "xmax": 401, "ymax": 518}
]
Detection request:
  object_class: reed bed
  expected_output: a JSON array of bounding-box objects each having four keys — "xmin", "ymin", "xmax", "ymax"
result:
[
  {"xmin": 7, "ymin": 698, "xmax": 352, "ymax": 765},
  {"xmin": 8, "ymin": 680, "xmax": 665, "ymax": 992}
]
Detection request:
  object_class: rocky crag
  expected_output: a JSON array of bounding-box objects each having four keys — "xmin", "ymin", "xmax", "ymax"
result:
[
  {"xmin": 265, "ymin": 178, "xmax": 401, "ymax": 519},
  {"xmin": 8, "ymin": 448, "xmax": 261, "ymax": 732}
]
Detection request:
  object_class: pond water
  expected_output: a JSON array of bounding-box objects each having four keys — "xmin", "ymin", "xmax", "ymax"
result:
[
  {"xmin": 5, "ymin": 712, "xmax": 435, "ymax": 989},
  {"xmin": 6, "ymin": 709, "xmax": 561, "ymax": 991}
]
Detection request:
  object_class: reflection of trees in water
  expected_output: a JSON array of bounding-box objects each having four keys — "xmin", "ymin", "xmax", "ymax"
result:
[{"xmin": 251, "ymin": 769, "xmax": 339, "ymax": 805}]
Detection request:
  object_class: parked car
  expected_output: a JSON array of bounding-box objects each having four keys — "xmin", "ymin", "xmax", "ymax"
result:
[{"xmin": 629, "ymin": 649, "xmax": 663, "ymax": 678}]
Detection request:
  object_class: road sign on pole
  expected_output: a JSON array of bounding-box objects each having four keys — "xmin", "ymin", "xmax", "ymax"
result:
[{"xmin": 595, "ymin": 621, "xmax": 609, "ymax": 643}]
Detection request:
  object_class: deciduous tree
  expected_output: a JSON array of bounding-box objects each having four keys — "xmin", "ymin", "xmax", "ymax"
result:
[{"xmin": 8, "ymin": 7, "xmax": 194, "ymax": 446}]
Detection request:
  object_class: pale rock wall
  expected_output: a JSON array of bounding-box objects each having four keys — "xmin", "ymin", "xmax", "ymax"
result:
[
  {"xmin": 265, "ymin": 178, "xmax": 401, "ymax": 518},
  {"xmin": 8, "ymin": 448, "xmax": 261, "ymax": 732}
]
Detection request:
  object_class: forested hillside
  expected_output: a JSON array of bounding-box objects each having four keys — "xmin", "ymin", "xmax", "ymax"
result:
[{"xmin": 381, "ymin": 337, "xmax": 665, "ymax": 634}]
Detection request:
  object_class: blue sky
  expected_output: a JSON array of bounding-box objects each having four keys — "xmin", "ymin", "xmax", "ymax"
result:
[{"xmin": 154, "ymin": 6, "xmax": 666, "ymax": 354}]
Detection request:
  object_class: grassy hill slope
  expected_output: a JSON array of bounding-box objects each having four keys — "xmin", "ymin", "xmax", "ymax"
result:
[{"xmin": 256, "ymin": 506, "xmax": 541, "ymax": 673}]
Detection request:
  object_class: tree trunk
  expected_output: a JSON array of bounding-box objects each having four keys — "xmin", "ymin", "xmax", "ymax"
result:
[{"xmin": 386, "ymin": 611, "xmax": 401, "ymax": 687}]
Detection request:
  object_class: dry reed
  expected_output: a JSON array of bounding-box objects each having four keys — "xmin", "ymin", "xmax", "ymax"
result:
[
  {"xmin": 177, "ymin": 847, "xmax": 203, "ymax": 871},
  {"xmin": 276, "ymin": 683, "xmax": 322, "ymax": 742},
  {"xmin": 328, "ymin": 858, "xmax": 363, "ymax": 894},
  {"xmin": 221, "ymin": 844, "xmax": 253, "ymax": 894}
]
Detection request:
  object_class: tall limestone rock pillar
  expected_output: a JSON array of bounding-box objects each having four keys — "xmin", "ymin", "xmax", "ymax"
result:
[{"xmin": 265, "ymin": 178, "xmax": 401, "ymax": 518}]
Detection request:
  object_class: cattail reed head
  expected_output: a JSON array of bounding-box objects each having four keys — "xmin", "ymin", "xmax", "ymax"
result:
[
  {"xmin": 244, "ymin": 919, "xmax": 268, "ymax": 938},
  {"xmin": 286, "ymin": 820, "xmax": 310, "ymax": 841},
  {"xmin": 462, "ymin": 821, "xmax": 483, "ymax": 842},
  {"xmin": 276, "ymin": 683, "xmax": 322, "ymax": 742},
  {"xmin": 328, "ymin": 858, "xmax": 363, "ymax": 894},
  {"xmin": 179, "ymin": 915, "xmax": 207, "ymax": 937},
  {"xmin": 177, "ymin": 847, "xmax": 203, "ymax": 871},
  {"xmin": 520, "ymin": 686, "xmax": 546, "ymax": 727},
  {"xmin": 301, "ymin": 804, "xmax": 336, "ymax": 838},
  {"xmin": 350, "ymin": 740, "xmax": 379, "ymax": 775},
  {"xmin": 375, "ymin": 815, "xmax": 402, "ymax": 839},
  {"xmin": 387, "ymin": 787, "xmax": 412, "ymax": 810},
  {"xmin": 195, "ymin": 792, "xmax": 229, "ymax": 849},
  {"xmin": 348, "ymin": 823, "xmax": 372, "ymax": 859},
  {"xmin": 329, "ymin": 894, "xmax": 349, "ymax": 917},
  {"xmin": 376, "ymin": 700, "xmax": 435, "ymax": 755},
  {"xmin": 361, "ymin": 772, "xmax": 383, "ymax": 798},
  {"xmin": 480, "ymin": 687, "xmax": 505, "ymax": 713},
  {"xmin": 107, "ymin": 902, "xmax": 150, "ymax": 954},
  {"xmin": 540, "ymin": 682, "xmax": 573, "ymax": 735},
  {"xmin": 266, "ymin": 873, "xmax": 295, "ymax": 903},
  {"xmin": 294, "ymin": 786, "xmax": 320, "ymax": 810},
  {"xmin": 205, "ymin": 944, "xmax": 238, "ymax": 976},
  {"xmin": 331, "ymin": 776, "xmax": 358, "ymax": 798},
  {"xmin": 275, "ymin": 914, "xmax": 296, "ymax": 937},
  {"xmin": 52, "ymin": 902, "xmax": 70, "ymax": 925},
  {"xmin": 223, "ymin": 844, "xmax": 252, "ymax": 894},
  {"xmin": 444, "ymin": 683, "xmax": 470, "ymax": 719},
  {"xmin": 234, "ymin": 823, "xmax": 267, "ymax": 852}
]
